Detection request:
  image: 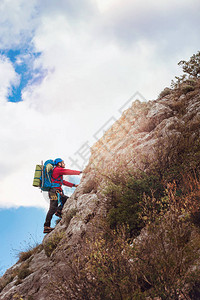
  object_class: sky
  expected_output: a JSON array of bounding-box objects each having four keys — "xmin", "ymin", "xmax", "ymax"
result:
[{"xmin": 0, "ymin": 0, "xmax": 199, "ymax": 274}]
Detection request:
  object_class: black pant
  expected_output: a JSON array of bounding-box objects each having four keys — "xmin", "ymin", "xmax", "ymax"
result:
[{"xmin": 44, "ymin": 188, "xmax": 68, "ymax": 227}]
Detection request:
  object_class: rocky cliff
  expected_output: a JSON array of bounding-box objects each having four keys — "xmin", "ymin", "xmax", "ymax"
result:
[{"xmin": 0, "ymin": 78, "xmax": 200, "ymax": 300}]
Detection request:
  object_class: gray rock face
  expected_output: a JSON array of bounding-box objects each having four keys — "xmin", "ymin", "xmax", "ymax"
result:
[{"xmin": 0, "ymin": 83, "xmax": 200, "ymax": 299}]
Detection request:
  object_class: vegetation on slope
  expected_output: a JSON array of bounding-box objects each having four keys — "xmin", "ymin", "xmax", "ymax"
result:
[
  {"xmin": 46, "ymin": 52, "xmax": 200, "ymax": 299},
  {"xmin": 48, "ymin": 175, "xmax": 200, "ymax": 299}
]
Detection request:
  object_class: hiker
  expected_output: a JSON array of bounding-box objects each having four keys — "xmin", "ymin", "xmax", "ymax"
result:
[{"xmin": 44, "ymin": 158, "xmax": 82, "ymax": 233}]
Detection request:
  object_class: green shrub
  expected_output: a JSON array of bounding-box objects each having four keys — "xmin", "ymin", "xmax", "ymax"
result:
[
  {"xmin": 104, "ymin": 172, "xmax": 164, "ymax": 237},
  {"xmin": 181, "ymin": 84, "xmax": 195, "ymax": 94},
  {"xmin": 159, "ymin": 87, "xmax": 171, "ymax": 98},
  {"xmin": 44, "ymin": 232, "xmax": 64, "ymax": 257},
  {"xmin": 14, "ymin": 262, "xmax": 32, "ymax": 285},
  {"xmin": 63, "ymin": 208, "xmax": 77, "ymax": 227},
  {"xmin": 178, "ymin": 51, "xmax": 200, "ymax": 78},
  {"xmin": 171, "ymin": 51, "xmax": 200, "ymax": 89},
  {"xmin": 17, "ymin": 266, "xmax": 32, "ymax": 280}
]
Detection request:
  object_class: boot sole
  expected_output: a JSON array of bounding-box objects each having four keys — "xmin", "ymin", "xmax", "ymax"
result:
[
  {"xmin": 55, "ymin": 213, "xmax": 62, "ymax": 218},
  {"xmin": 43, "ymin": 229, "xmax": 54, "ymax": 234}
]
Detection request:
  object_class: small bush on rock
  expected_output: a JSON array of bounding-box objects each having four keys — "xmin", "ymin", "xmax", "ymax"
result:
[
  {"xmin": 104, "ymin": 172, "xmax": 164, "ymax": 237},
  {"xmin": 181, "ymin": 84, "xmax": 195, "ymax": 94},
  {"xmin": 17, "ymin": 265, "xmax": 32, "ymax": 281},
  {"xmin": 63, "ymin": 208, "xmax": 77, "ymax": 227},
  {"xmin": 171, "ymin": 51, "xmax": 200, "ymax": 89},
  {"xmin": 159, "ymin": 87, "xmax": 171, "ymax": 98},
  {"xmin": 17, "ymin": 244, "xmax": 43, "ymax": 263},
  {"xmin": 44, "ymin": 232, "xmax": 64, "ymax": 257}
]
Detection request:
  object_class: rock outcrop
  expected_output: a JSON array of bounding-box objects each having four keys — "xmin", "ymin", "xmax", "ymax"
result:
[{"xmin": 0, "ymin": 80, "xmax": 200, "ymax": 299}]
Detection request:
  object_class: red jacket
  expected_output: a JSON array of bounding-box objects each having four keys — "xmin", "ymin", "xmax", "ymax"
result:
[{"xmin": 51, "ymin": 166, "xmax": 81, "ymax": 190}]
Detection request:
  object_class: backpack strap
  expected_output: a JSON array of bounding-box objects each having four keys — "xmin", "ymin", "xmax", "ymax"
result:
[{"xmin": 51, "ymin": 174, "xmax": 63, "ymax": 186}]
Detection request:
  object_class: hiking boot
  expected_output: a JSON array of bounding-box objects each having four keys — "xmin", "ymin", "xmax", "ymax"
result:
[
  {"xmin": 43, "ymin": 226, "xmax": 54, "ymax": 234},
  {"xmin": 55, "ymin": 211, "xmax": 62, "ymax": 218}
]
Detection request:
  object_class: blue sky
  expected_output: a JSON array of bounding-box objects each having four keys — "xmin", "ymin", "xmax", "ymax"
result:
[
  {"xmin": 0, "ymin": 187, "xmax": 79, "ymax": 275},
  {"xmin": 0, "ymin": 0, "xmax": 200, "ymax": 275},
  {"xmin": 0, "ymin": 207, "xmax": 45, "ymax": 275},
  {"xmin": 0, "ymin": 49, "xmax": 42, "ymax": 102}
]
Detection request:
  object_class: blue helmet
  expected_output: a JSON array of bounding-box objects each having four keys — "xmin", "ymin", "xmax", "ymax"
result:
[{"xmin": 54, "ymin": 158, "xmax": 63, "ymax": 165}]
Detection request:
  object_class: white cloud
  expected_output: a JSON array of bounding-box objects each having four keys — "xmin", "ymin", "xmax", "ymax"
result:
[
  {"xmin": 94, "ymin": 0, "xmax": 117, "ymax": 12},
  {"xmin": 0, "ymin": 100, "xmax": 83, "ymax": 208},
  {"xmin": 0, "ymin": 0, "xmax": 199, "ymax": 208},
  {"xmin": 0, "ymin": 0, "xmax": 38, "ymax": 49},
  {"xmin": 95, "ymin": 0, "xmax": 200, "ymax": 54}
]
